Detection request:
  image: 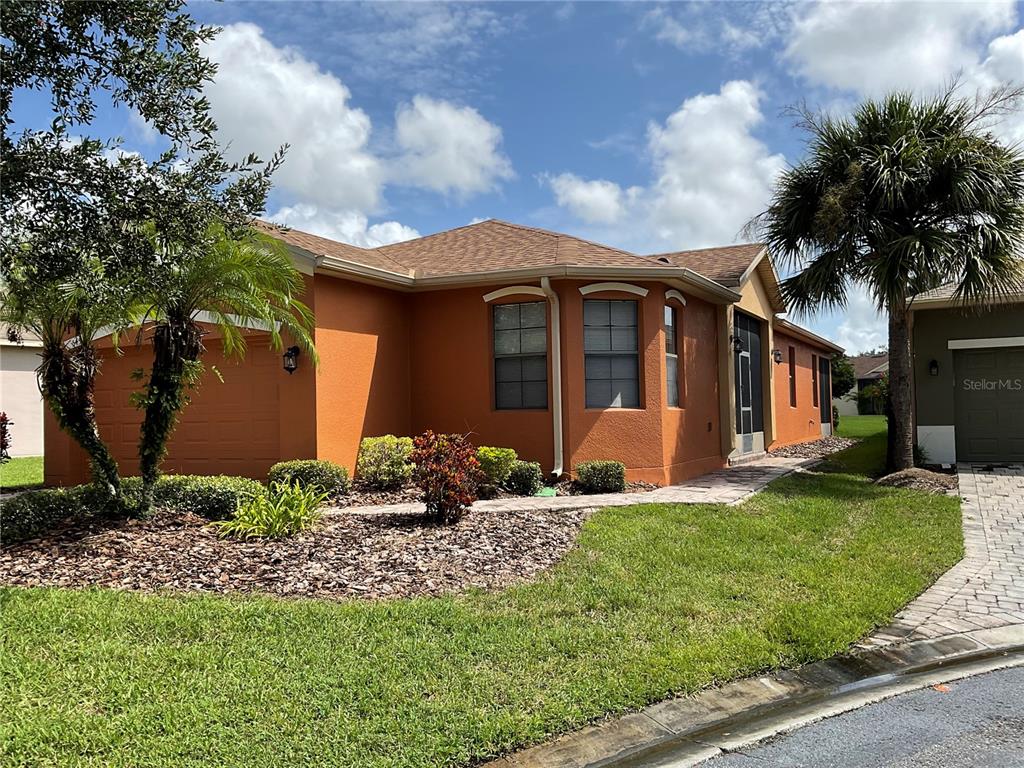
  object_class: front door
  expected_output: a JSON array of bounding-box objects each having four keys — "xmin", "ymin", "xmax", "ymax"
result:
[{"xmin": 733, "ymin": 311, "xmax": 764, "ymax": 454}]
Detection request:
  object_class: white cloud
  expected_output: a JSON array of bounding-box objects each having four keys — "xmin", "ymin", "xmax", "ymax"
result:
[
  {"xmin": 204, "ymin": 23, "xmax": 383, "ymax": 213},
  {"xmin": 807, "ymin": 285, "xmax": 888, "ymax": 355},
  {"xmin": 393, "ymin": 95, "xmax": 514, "ymax": 197},
  {"xmin": 646, "ymin": 81, "xmax": 786, "ymax": 247},
  {"xmin": 641, "ymin": 6, "xmax": 703, "ymax": 49},
  {"xmin": 545, "ymin": 81, "xmax": 785, "ymax": 250},
  {"xmin": 542, "ymin": 173, "xmax": 638, "ymax": 225},
  {"xmin": 270, "ymin": 204, "xmax": 419, "ymax": 249},
  {"xmin": 783, "ymin": 1, "xmax": 1018, "ymax": 96}
]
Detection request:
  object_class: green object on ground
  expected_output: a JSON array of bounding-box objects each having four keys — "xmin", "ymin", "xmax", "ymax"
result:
[
  {"xmin": 0, "ymin": 419, "xmax": 963, "ymax": 768},
  {"xmin": 0, "ymin": 456, "xmax": 43, "ymax": 490},
  {"xmin": 535, "ymin": 486, "xmax": 557, "ymax": 497}
]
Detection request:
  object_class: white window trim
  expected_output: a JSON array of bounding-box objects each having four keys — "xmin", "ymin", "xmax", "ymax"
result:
[
  {"xmin": 482, "ymin": 285, "xmax": 546, "ymax": 303},
  {"xmin": 665, "ymin": 289, "xmax": 687, "ymax": 306},
  {"xmin": 947, "ymin": 336, "xmax": 1024, "ymax": 350},
  {"xmin": 579, "ymin": 282, "xmax": 649, "ymax": 297}
]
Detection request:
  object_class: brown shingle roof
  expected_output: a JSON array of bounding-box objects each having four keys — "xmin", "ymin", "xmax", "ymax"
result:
[
  {"xmin": 851, "ymin": 354, "xmax": 889, "ymax": 379},
  {"xmin": 260, "ymin": 217, "xmax": 766, "ymax": 286},
  {"xmin": 376, "ymin": 219, "xmax": 656, "ymax": 277},
  {"xmin": 255, "ymin": 220, "xmax": 412, "ymax": 275},
  {"xmin": 646, "ymin": 243, "xmax": 765, "ymax": 286}
]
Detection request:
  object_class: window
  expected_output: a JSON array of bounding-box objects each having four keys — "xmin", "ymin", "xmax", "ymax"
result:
[
  {"xmin": 493, "ymin": 301, "xmax": 547, "ymax": 410},
  {"xmin": 812, "ymin": 354, "xmax": 819, "ymax": 407},
  {"xmin": 584, "ymin": 299, "xmax": 639, "ymax": 408},
  {"xmin": 788, "ymin": 346, "xmax": 797, "ymax": 407},
  {"xmin": 665, "ymin": 305, "xmax": 680, "ymax": 407}
]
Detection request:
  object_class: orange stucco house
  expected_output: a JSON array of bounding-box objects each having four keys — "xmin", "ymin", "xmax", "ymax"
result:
[{"xmin": 45, "ymin": 219, "xmax": 842, "ymax": 488}]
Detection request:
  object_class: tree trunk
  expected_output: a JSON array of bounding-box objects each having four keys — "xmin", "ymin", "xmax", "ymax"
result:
[
  {"xmin": 137, "ymin": 318, "xmax": 204, "ymax": 513},
  {"xmin": 39, "ymin": 341, "xmax": 122, "ymax": 503},
  {"xmin": 887, "ymin": 306, "xmax": 915, "ymax": 472}
]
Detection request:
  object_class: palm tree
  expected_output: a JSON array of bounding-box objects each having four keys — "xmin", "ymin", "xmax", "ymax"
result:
[
  {"xmin": 132, "ymin": 226, "xmax": 317, "ymax": 511},
  {"xmin": 0, "ymin": 274, "xmax": 127, "ymax": 500},
  {"xmin": 753, "ymin": 86, "xmax": 1024, "ymax": 471}
]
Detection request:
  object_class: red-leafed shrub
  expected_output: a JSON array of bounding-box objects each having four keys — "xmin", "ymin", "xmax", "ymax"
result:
[
  {"xmin": 0, "ymin": 412, "xmax": 11, "ymax": 464},
  {"xmin": 411, "ymin": 431, "xmax": 485, "ymax": 523}
]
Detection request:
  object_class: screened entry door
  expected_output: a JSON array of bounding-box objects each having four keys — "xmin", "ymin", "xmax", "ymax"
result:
[
  {"xmin": 733, "ymin": 311, "xmax": 764, "ymax": 454},
  {"xmin": 818, "ymin": 355, "xmax": 832, "ymax": 435}
]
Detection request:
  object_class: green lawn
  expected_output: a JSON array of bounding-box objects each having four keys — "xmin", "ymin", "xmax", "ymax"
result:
[
  {"xmin": 0, "ymin": 426, "xmax": 962, "ymax": 768},
  {"xmin": 825, "ymin": 415, "xmax": 888, "ymax": 477},
  {"xmin": 0, "ymin": 455, "xmax": 43, "ymax": 490}
]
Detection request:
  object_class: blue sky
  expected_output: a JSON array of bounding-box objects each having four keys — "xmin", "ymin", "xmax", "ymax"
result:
[{"xmin": 12, "ymin": 1, "xmax": 1024, "ymax": 352}]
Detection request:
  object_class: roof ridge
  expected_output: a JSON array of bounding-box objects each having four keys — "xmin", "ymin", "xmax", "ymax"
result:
[
  {"xmin": 487, "ymin": 219, "xmax": 643, "ymax": 260},
  {"xmin": 645, "ymin": 241, "xmax": 765, "ymax": 259}
]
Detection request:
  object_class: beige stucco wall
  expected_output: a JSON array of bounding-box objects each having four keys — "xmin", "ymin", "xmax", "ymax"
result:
[{"xmin": 0, "ymin": 343, "xmax": 44, "ymax": 456}]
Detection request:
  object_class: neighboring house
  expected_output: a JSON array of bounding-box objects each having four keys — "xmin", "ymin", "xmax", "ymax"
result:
[
  {"xmin": 912, "ymin": 286, "xmax": 1023, "ymax": 464},
  {"xmin": 0, "ymin": 325, "xmax": 44, "ymax": 457},
  {"xmin": 833, "ymin": 353, "xmax": 889, "ymax": 416},
  {"xmin": 45, "ymin": 219, "xmax": 842, "ymax": 487}
]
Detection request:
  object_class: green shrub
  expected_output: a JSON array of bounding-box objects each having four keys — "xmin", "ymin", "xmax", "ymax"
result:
[
  {"xmin": 356, "ymin": 435, "xmax": 413, "ymax": 490},
  {"xmin": 505, "ymin": 460, "xmax": 543, "ymax": 496},
  {"xmin": 476, "ymin": 446, "xmax": 518, "ymax": 486},
  {"xmin": 156, "ymin": 475, "xmax": 266, "ymax": 520},
  {"xmin": 576, "ymin": 460, "xmax": 626, "ymax": 493},
  {"xmin": 832, "ymin": 405, "xmax": 840, "ymax": 431},
  {"xmin": 411, "ymin": 431, "xmax": 484, "ymax": 523},
  {"xmin": 212, "ymin": 481, "xmax": 325, "ymax": 539},
  {"xmin": 268, "ymin": 459, "xmax": 349, "ymax": 496},
  {"xmin": 1, "ymin": 488, "xmax": 86, "ymax": 545}
]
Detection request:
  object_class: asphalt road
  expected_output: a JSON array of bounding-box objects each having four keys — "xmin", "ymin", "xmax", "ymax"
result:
[{"xmin": 706, "ymin": 665, "xmax": 1024, "ymax": 767}]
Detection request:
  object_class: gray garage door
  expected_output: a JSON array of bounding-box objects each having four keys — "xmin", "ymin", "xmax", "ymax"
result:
[{"xmin": 953, "ymin": 347, "xmax": 1024, "ymax": 462}]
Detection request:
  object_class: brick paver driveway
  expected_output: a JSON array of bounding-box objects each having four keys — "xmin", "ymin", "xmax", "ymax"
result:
[{"xmin": 865, "ymin": 463, "xmax": 1024, "ymax": 647}]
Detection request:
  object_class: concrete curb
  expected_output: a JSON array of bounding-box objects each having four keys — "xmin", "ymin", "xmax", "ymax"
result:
[{"xmin": 484, "ymin": 624, "xmax": 1024, "ymax": 768}]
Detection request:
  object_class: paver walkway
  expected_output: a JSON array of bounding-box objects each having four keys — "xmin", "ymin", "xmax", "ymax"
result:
[
  {"xmin": 327, "ymin": 457, "xmax": 811, "ymax": 517},
  {"xmin": 863, "ymin": 463, "xmax": 1024, "ymax": 648}
]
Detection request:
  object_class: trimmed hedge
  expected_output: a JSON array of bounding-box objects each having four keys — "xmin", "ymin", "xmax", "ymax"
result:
[
  {"xmin": 357, "ymin": 435, "xmax": 413, "ymax": 490},
  {"xmin": 1, "ymin": 488, "xmax": 88, "ymax": 545},
  {"xmin": 156, "ymin": 475, "xmax": 265, "ymax": 520},
  {"xmin": 505, "ymin": 460, "xmax": 543, "ymax": 497},
  {"xmin": 1, "ymin": 474, "xmax": 265, "ymax": 546},
  {"xmin": 476, "ymin": 446, "xmax": 518, "ymax": 486},
  {"xmin": 268, "ymin": 460, "xmax": 350, "ymax": 496},
  {"xmin": 576, "ymin": 460, "xmax": 626, "ymax": 494}
]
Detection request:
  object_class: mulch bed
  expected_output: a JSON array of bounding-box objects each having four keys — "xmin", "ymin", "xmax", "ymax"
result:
[
  {"xmin": 767, "ymin": 435, "xmax": 857, "ymax": 460},
  {"xmin": 0, "ymin": 504, "xmax": 594, "ymax": 601},
  {"xmin": 875, "ymin": 468, "xmax": 959, "ymax": 495}
]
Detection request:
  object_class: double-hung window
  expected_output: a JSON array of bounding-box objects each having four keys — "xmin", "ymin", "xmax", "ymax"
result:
[
  {"xmin": 584, "ymin": 299, "xmax": 639, "ymax": 408},
  {"xmin": 493, "ymin": 301, "xmax": 548, "ymax": 410},
  {"xmin": 665, "ymin": 305, "xmax": 680, "ymax": 407}
]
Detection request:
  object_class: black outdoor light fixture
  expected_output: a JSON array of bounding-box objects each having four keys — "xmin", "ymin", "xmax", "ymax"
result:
[
  {"xmin": 731, "ymin": 335, "xmax": 743, "ymax": 353},
  {"xmin": 282, "ymin": 346, "xmax": 300, "ymax": 374},
  {"xmin": 772, "ymin": 348, "xmax": 784, "ymax": 364},
  {"xmin": 929, "ymin": 359, "xmax": 939, "ymax": 376}
]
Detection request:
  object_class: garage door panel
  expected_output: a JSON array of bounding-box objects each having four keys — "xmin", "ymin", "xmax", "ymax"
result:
[{"xmin": 954, "ymin": 345, "xmax": 1024, "ymax": 462}]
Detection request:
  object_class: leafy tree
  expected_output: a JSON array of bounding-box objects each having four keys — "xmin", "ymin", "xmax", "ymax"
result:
[
  {"xmin": 830, "ymin": 354, "xmax": 856, "ymax": 400},
  {"xmin": 131, "ymin": 228, "xmax": 316, "ymax": 511},
  {"xmin": 753, "ymin": 86, "xmax": 1024, "ymax": 471},
  {"xmin": 1, "ymin": 1, "xmax": 282, "ymax": 505}
]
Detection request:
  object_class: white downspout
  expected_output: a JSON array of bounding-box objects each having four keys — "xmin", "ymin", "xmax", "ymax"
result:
[{"xmin": 540, "ymin": 277, "xmax": 564, "ymax": 478}]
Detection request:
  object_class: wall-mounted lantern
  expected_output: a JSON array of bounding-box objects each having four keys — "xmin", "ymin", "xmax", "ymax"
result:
[
  {"xmin": 282, "ymin": 346, "xmax": 300, "ymax": 374},
  {"xmin": 731, "ymin": 335, "xmax": 743, "ymax": 353},
  {"xmin": 772, "ymin": 348, "xmax": 784, "ymax": 364},
  {"xmin": 929, "ymin": 359, "xmax": 939, "ymax": 377}
]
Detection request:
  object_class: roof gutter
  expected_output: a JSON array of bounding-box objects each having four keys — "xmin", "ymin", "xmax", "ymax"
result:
[
  {"xmin": 774, "ymin": 317, "xmax": 845, "ymax": 354},
  {"xmin": 540, "ymin": 277, "xmax": 564, "ymax": 478}
]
